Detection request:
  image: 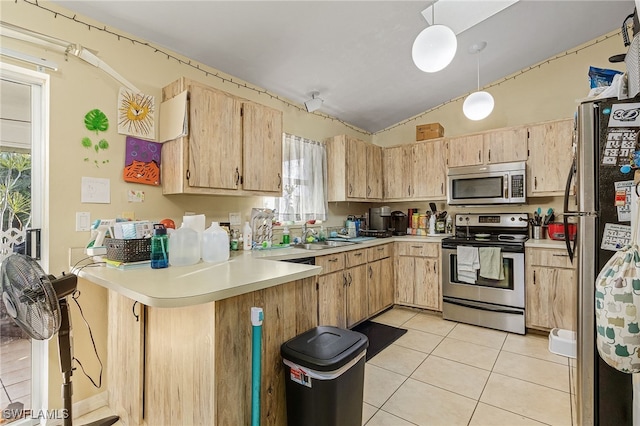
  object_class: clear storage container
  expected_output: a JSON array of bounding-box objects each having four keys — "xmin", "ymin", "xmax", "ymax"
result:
[{"xmin": 202, "ymin": 221, "xmax": 230, "ymax": 263}]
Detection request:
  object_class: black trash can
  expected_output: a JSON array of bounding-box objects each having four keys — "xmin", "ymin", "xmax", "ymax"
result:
[{"xmin": 281, "ymin": 326, "xmax": 369, "ymax": 426}]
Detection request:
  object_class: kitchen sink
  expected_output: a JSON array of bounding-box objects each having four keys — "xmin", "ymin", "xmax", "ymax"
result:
[{"xmin": 293, "ymin": 240, "xmax": 355, "ymax": 250}]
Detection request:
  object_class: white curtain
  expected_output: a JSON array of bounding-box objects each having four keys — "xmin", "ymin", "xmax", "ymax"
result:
[{"xmin": 278, "ymin": 134, "xmax": 327, "ymax": 222}]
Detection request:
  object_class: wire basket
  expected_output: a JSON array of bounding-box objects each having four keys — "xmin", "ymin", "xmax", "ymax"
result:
[{"xmin": 105, "ymin": 238, "xmax": 151, "ymax": 262}]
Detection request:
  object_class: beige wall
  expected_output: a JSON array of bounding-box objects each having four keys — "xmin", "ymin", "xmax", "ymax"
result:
[{"xmin": 0, "ymin": 0, "xmax": 627, "ymax": 411}]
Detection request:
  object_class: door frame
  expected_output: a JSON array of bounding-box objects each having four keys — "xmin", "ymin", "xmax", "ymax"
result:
[{"xmin": 1, "ymin": 61, "xmax": 50, "ymax": 424}]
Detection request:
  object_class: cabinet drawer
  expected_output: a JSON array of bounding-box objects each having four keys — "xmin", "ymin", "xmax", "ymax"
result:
[
  {"xmin": 396, "ymin": 242, "xmax": 439, "ymax": 257},
  {"xmin": 527, "ymin": 249, "xmax": 575, "ymax": 269},
  {"xmin": 346, "ymin": 249, "xmax": 367, "ymax": 267},
  {"xmin": 316, "ymin": 253, "xmax": 345, "ymax": 275},
  {"xmin": 368, "ymin": 244, "xmax": 391, "ymax": 262}
]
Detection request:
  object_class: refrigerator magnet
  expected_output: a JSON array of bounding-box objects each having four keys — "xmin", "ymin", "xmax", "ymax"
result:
[{"xmin": 601, "ymin": 223, "xmax": 632, "ymax": 251}]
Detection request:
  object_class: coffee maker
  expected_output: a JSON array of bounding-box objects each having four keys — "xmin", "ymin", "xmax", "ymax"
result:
[
  {"xmin": 390, "ymin": 211, "xmax": 408, "ymax": 236},
  {"xmin": 368, "ymin": 206, "xmax": 391, "ymax": 231}
]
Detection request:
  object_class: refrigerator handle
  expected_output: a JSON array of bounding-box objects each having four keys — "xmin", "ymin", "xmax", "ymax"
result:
[{"xmin": 563, "ymin": 157, "xmax": 577, "ymax": 263}]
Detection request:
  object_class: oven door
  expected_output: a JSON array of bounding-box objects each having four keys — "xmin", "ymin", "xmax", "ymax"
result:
[{"xmin": 441, "ymin": 247, "xmax": 525, "ymax": 308}]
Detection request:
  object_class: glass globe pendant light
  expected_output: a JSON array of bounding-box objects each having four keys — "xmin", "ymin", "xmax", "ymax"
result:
[
  {"xmin": 412, "ymin": 3, "xmax": 457, "ymax": 73},
  {"xmin": 463, "ymin": 42, "xmax": 494, "ymax": 121}
]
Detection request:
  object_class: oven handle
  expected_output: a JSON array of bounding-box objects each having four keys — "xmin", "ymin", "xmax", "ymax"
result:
[{"xmin": 444, "ymin": 297, "xmax": 524, "ymax": 315}]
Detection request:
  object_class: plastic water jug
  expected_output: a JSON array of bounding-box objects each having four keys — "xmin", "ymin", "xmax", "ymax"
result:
[
  {"xmin": 202, "ymin": 222, "xmax": 230, "ymax": 263},
  {"xmin": 169, "ymin": 224, "xmax": 200, "ymax": 266}
]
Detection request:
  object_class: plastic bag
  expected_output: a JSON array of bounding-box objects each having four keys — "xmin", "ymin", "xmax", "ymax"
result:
[{"xmin": 589, "ymin": 66, "xmax": 624, "ymax": 88}]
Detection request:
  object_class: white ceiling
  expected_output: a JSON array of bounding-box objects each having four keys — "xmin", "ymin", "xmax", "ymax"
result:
[{"xmin": 51, "ymin": 0, "xmax": 635, "ymax": 133}]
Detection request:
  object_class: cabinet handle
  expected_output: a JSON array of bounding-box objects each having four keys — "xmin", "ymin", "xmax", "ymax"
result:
[
  {"xmin": 186, "ymin": 169, "xmax": 191, "ymax": 180},
  {"xmin": 552, "ymin": 254, "xmax": 569, "ymax": 257},
  {"xmin": 488, "ymin": 149, "xmax": 491, "ymax": 162},
  {"xmin": 534, "ymin": 176, "xmax": 537, "ymax": 190},
  {"xmin": 441, "ymin": 182, "xmax": 444, "ymax": 194},
  {"xmin": 434, "ymin": 263, "xmax": 437, "ymax": 273},
  {"xmin": 478, "ymin": 151, "xmax": 481, "ymax": 162},
  {"xmin": 533, "ymin": 270, "xmax": 536, "ymax": 285},
  {"xmin": 235, "ymin": 167, "xmax": 240, "ymax": 186},
  {"xmin": 328, "ymin": 258, "xmax": 338, "ymax": 262},
  {"xmin": 411, "ymin": 245, "xmax": 422, "ymax": 249},
  {"xmin": 377, "ymin": 247, "xmax": 384, "ymax": 251},
  {"xmin": 367, "ymin": 185, "xmax": 371, "ymax": 197},
  {"xmin": 354, "ymin": 253, "xmax": 363, "ymax": 256},
  {"xmin": 277, "ymin": 172, "xmax": 282, "ymax": 189},
  {"xmin": 408, "ymin": 185, "xmax": 411, "ymax": 196},
  {"xmin": 349, "ymin": 183, "xmax": 353, "ymax": 195},
  {"xmin": 343, "ymin": 274, "xmax": 347, "ymax": 287},
  {"xmin": 369, "ymin": 266, "xmax": 373, "ymax": 278},
  {"xmin": 348, "ymin": 273, "xmax": 352, "ymax": 286}
]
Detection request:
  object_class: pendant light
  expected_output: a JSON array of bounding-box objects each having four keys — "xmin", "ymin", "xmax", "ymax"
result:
[
  {"xmin": 412, "ymin": 3, "xmax": 457, "ymax": 73},
  {"xmin": 463, "ymin": 42, "xmax": 494, "ymax": 121}
]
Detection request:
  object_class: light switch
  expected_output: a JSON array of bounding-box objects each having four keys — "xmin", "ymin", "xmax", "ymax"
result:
[
  {"xmin": 76, "ymin": 212, "xmax": 91, "ymax": 231},
  {"xmin": 229, "ymin": 212, "xmax": 241, "ymax": 226}
]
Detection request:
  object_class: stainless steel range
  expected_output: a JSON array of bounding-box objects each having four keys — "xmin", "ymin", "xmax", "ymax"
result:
[{"xmin": 441, "ymin": 213, "xmax": 529, "ymax": 334}]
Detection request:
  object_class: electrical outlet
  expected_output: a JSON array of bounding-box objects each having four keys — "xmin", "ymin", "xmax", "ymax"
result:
[
  {"xmin": 229, "ymin": 212, "xmax": 241, "ymax": 226},
  {"xmin": 76, "ymin": 212, "xmax": 91, "ymax": 231}
]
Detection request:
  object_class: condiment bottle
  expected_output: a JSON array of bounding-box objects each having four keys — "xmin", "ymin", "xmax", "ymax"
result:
[
  {"xmin": 150, "ymin": 224, "xmax": 169, "ymax": 269},
  {"xmin": 243, "ymin": 221, "xmax": 253, "ymax": 250}
]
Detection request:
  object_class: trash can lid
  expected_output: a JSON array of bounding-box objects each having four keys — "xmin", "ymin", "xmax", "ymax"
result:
[{"xmin": 281, "ymin": 326, "xmax": 368, "ymax": 372}]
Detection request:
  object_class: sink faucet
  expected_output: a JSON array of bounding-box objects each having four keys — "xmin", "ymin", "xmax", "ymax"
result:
[{"xmin": 302, "ymin": 223, "xmax": 317, "ymax": 242}]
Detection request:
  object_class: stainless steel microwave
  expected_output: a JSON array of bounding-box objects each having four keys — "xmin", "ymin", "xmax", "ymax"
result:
[{"xmin": 447, "ymin": 161, "xmax": 526, "ymax": 205}]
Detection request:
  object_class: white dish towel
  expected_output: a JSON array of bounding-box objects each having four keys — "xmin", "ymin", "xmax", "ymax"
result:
[{"xmin": 457, "ymin": 246, "xmax": 480, "ymax": 284}]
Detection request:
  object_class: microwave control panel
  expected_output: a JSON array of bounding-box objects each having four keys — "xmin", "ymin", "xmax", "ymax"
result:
[{"xmin": 511, "ymin": 174, "xmax": 524, "ymax": 197}]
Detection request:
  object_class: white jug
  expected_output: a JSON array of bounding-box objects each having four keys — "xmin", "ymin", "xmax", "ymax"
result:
[
  {"xmin": 169, "ymin": 224, "xmax": 200, "ymax": 266},
  {"xmin": 202, "ymin": 222, "xmax": 230, "ymax": 263}
]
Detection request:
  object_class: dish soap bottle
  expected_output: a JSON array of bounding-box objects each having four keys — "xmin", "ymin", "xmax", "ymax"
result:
[
  {"xmin": 282, "ymin": 226, "xmax": 290, "ymax": 245},
  {"xmin": 243, "ymin": 221, "xmax": 253, "ymax": 250},
  {"xmin": 150, "ymin": 224, "xmax": 169, "ymax": 269},
  {"xmin": 202, "ymin": 221, "xmax": 230, "ymax": 263}
]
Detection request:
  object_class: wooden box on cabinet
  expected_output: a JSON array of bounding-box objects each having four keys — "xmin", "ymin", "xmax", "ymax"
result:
[
  {"xmin": 416, "ymin": 122, "xmax": 444, "ymax": 141},
  {"xmin": 161, "ymin": 77, "xmax": 283, "ymax": 196}
]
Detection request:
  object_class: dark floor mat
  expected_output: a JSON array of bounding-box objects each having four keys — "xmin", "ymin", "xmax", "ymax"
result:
[{"xmin": 351, "ymin": 320, "xmax": 407, "ymax": 361}]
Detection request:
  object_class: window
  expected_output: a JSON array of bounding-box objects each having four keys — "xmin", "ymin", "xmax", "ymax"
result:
[{"xmin": 263, "ymin": 134, "xmax": 328, "ymax": 223}]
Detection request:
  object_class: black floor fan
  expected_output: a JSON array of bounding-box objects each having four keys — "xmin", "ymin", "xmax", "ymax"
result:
[{"xmin": 1, "ymin": 253, "xmax": 118, "ymax": 426}]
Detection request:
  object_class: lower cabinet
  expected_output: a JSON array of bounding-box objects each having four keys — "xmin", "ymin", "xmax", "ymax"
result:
[
  {"xmin": 395, "ymin": 241, "xmax": 441, "ymax": 311},
  {"xmin": 525, "ymin": 247, "xmax": 577, "ymax": 331},
  {"xmin": 317, "ymin": 243, "xmax": 393, "ymax": 328}
]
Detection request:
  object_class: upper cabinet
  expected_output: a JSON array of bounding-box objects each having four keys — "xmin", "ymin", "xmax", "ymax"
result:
[
  {"xmin": 527, "ymin": 119, "xmax": 574, "ymax": 196},
  {"xmin": 326, "ymin": 135, "xmax": 382, "ymax": 202},
  {"xmin": 412, "ymin": 138, "xmax": 447, "ymax": 200},
  {"xmin": 383, "ymin": 144, "xmax": 412, "ymax": 200},
  {"xmin": 161, "ymin": 77, "xmax": 283, "ymax": 196},
  {"xmin": 447, "ymin": 127, "xmax": 528, "ymax": 168}
]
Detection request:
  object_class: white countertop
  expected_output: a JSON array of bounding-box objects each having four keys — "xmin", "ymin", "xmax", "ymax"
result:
[{"xmin": 76, "ymin": 235, "xmax": 447, "ymax": 308}]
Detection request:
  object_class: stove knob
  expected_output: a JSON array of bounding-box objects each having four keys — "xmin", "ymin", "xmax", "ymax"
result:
[{"xmin": 510, "ymin": 217, "xmax": 515, "ymax": 221}]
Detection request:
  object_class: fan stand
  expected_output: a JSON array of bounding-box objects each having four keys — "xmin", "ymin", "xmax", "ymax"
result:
[{"xmin": 57, "ymin": 296, "xmax": 118, "ymax": 426}]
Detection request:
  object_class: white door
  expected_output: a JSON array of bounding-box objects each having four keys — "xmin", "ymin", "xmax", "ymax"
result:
[{"xmin": 0, "ymin": 62, "xmax": 48, "ymax": 425}]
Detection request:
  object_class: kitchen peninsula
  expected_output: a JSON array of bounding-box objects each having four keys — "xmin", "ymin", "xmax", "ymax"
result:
[{"xmin": 77, "ymin": 251, "xmax": 322, "ymax": 426}]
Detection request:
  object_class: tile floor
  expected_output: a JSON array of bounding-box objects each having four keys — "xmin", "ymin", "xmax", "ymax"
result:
[{"xmin": 362, "ymin": 306, "xmax": 576, "ymax": 426}]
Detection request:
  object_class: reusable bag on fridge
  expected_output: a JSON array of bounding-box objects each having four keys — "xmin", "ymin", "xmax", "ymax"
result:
[{"xmin": 595, "ymin": 201, "xmax": 640, "ymax": 373}]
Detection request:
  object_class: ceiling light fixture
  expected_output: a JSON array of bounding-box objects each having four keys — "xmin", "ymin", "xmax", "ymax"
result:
[
  {"xmin": 463, "ymin": 42, "xmax": 494, "ymax": 121},
  {"xmin": 304, "ymin": 91, "xmax": 324, "ymax": 112},
  {"xmin": 412, "ymin": 1, "xmax": 457, "ymax": 73}
]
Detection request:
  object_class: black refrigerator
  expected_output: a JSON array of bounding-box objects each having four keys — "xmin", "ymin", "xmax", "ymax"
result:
[{"xmin": 568, "ymin": 97, "xmax": 640, "ymax": 425}]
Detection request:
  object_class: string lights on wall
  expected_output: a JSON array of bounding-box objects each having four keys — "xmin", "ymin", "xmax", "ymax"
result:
[{"xmin": 13, "ymin": 0, "xmax": 623, "ymax": 136}]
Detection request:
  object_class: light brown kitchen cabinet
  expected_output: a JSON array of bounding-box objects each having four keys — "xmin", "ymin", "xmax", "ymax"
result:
[
  {"xmin": 525, "ymin": 247, "xmax": 577, "ymax": 331},
  {"xmin": 326, "ymin": 135, "xmax": 382, "ymax": 201},
  {"xmin": 395, "ymin": 241, "xmax": 441, "ymax": 311},
  {"xmin": 161, "ymin": 77, "xmax": 283, "ymax": 196},
  {"xmin": 318, "ymin": 270, "xmax": 347, "ymax": 327},
  {"xmin": 345, "ymin": 248, "xmax": 369, "ymax": 327},
  {"xmin": 366, "ymin": 143, "xmax": 384, "ymax": 199},
  {"xmin": 527, "ymin": 118, "xmax": 574, "ymax": 196},
  {"xmin": 412, "ymin": 138, "xmax": 447, "ymax": 200},
  {"xmin": 383, "ymin": 144, "xmax": 413, "ymax": 199},
  {"xmin": 484, "ymin": 127, "xmax": 528, "ymax": 164},
  {"xmin": 447, "ymin": 134, "xmax": 484, "ymax": 168},
  {"xmin": 367, "ymin": 244, "xmax": 394, "ymax": 315}
]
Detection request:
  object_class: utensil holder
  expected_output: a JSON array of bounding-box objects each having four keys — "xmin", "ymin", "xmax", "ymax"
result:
[{"xmin": 532, "ymin": 225, "xmax": 544, "ymax": 240}]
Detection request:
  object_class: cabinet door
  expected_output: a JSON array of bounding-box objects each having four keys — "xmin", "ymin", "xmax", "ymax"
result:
[
  {"xmin": 447, "ymin": 134, "xmax": 484, "ymax": 168},
  {"xmin": 526, "ymin": 266, "xmax": 576, "ymax": 330},
  {"xmin": 366, "ymin": 143, "xmax": 383, "ymax": 199},
  {"xmin": 484, "ymin": 127, "xmax": 528, "ymax": 164},
  {"xmin": 527, "ymin": 119, "xmax": 574, "ymax": 195},
  {"xmin": 347, "ymin": 137, "xmax": 368, "ymax": 199},
  {"xmin": 346, "ymin": 265, "xmax": 368, "ymax": 327},
  {"xmin": 189, "ymin": 85, "xmax": 242, "ymax": 189},
  {"xmin": 242, "ymin": 102, "xmax": 283, "ymax": 193},
  {"xmin": 413, "ymin": 139, "xmax": 447, "ymax": 199},
  {"xmin": 414, "ymin": 257, "xmax": 440, "ymax": 311},
  {"xmin": 108, "ymin": 291, "xmax": 144, "ymax": 426},
  {"xmin": 384, "ymin": 145, "xmax": 412, "ymax": 199},
  {"xmin": 318, "ymin": 271, "xmax": 346, "ymax": 328},
  {"xmin": 395, "ymin": 256, "xmax": 414, "ymax": 304},
  {"xmin": 368, "ymin": 257, "xmax": 393, "ymax": 315}
]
